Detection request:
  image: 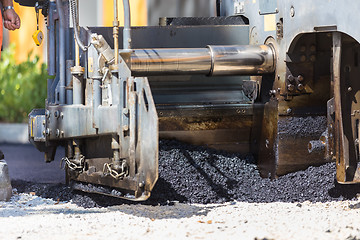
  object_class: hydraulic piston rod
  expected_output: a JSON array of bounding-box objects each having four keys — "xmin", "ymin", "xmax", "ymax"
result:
[{"xmin": 130, "ymin": 44, "xmax": 275, "ymax": 76}]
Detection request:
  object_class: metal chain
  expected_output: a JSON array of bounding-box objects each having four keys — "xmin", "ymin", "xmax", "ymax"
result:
[
  {"xmin": 60, "ymin": 156, "xmax": 86, "ymax": 172},
  {"xmin": 103, "ymin": 162, "xmax": 128, "ymax": 180}
]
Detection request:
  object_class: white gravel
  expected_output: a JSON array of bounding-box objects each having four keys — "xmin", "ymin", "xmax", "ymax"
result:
[{"xmin": 1, "ymin": 191, "xmax": 360, "ymax": 240}]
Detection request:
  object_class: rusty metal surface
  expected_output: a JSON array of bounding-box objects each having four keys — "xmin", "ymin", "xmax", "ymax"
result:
[
  {"xmin": 66, "ymin": 77, "xmax": 158, "ymax": 201},
  {"xmin": 158, "ymin": 105, "xmax": 253, "ymax": 152},
  {"xmin": 332, "ymin": 33, "xmax": 360, "ymax": 183},
  {"xmin": 255, "ymin": 99, "xmax": 278, "ymax": 178}
]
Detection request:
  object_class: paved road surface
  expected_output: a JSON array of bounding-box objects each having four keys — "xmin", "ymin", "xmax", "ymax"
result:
[{"xmin": 0, "ymin": 144, "xmax": 65, "ymax": 184}]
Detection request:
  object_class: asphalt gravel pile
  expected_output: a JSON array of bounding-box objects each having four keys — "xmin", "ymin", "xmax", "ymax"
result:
[{"xmin": 11, "ymin": 140, "xmax": 360, "ymax": 208}]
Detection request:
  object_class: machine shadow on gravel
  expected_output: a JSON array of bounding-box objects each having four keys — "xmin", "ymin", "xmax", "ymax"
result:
[{"xmin": 328, "ymin": 180, "xmax": 360, "ymax": 200}]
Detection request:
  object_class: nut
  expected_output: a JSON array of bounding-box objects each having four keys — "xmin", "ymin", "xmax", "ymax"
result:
[
  {"xmin": 287, "ymin": 84, "xmax": 295, "ymax": 91},
  {"xmin": 297, "ymin": 75, "xmax": 304, "ymax": 82},
  {"xmin": 297, "ymin": 84, "xmax": 304, "ymax": 91}
]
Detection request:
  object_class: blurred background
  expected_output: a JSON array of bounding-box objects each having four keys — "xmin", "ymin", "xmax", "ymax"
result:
[
  {"xmin": 3, "ymin": 0, "xmax": 216, "ymax": 62},
  {"xmin": 0, "ymin": 0, "xmax": 216, "ymax": 123}
]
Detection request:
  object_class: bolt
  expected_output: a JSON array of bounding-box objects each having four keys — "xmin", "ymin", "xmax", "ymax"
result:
[
  {"xmin": 56, "ymin": 129, "xmax": 60, "ymax": 138},
  {"xmin": 45, "ymin": 110, "xmax": 50, "ymax": 119},
  {"xmin": 45, "ymin": 128, "xmax": 51, "ymax": 136},
  {"xmin": 297, "ymin": 83, "xmax": 304, "ymax": 91},
  {"xmin": 300, "ymin": 45, "xmax": 306, "ymax": 52},
  {"xmin": 269, "ymin": 90, "xmax": 277, "ymax": 96},
  {"xmin": 287, "ymin": 84, "xmax": 295, "ymax": 91},
  {"xmin": 123, "ymin": 125, "xmax": 129, "ymax": 131},
  {"xmin": 310, "ymin": 45, "xmax": 316, "ymax": 52},
  {"xmin": 348, "ymin": 86, "xmax": 352, "ymax": 92},
  {"xmin": 287, "ymin": 108, "xmax": 292, "ymax": 114},
  {"xmin": 310, "ymin": 55, "xmax": 316, "ymax": 62},
  {"xmin": 54, "ymin": 110, "xmax": 60, "ymax": 119},
  {"xmin": 297, "ymin": 75, "xmax": 304, "ymax": 82},
  {"xmin": 300, "ymin": 55, "xmax": 306, "ymax": 62},
  {"xmin": 139, "ymin": 182, "xmax": 145, "ymax": 188},
  {"xmin": 287, "ymin": 75, "xmax": 295, "ymax": 83},
  {"xmin": 290, "ymin": 6, "xmax": 295, "ymax": 17}
]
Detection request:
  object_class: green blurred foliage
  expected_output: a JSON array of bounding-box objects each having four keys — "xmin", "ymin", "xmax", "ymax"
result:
[{"xmin": 0, "ymin": 44, "xmax": 48, "ymax": 123}]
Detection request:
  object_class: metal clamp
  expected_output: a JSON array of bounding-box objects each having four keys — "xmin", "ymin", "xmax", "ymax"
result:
[
  {"xmin": 60, "ymin": 156, "xmax": 86, "ymax": 172},
  {"xmin": 103, "ymin": 161, "xmax": 128, "ymax": 180}
]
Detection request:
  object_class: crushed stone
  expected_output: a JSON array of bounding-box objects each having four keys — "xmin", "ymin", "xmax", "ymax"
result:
[{"xmin": 10, "ymin": 140, "xmax": 360, "ymax": 208}]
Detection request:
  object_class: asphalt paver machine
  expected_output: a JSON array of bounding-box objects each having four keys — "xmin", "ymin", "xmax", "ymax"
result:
[{"xmin": 16, "ymin": 0, "xmax": 360, "ymax": 200}]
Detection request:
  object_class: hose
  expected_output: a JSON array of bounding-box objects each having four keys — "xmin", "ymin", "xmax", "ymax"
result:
[
  {"xmin": 55, "ymin": 0, "xmax": 66, "ymax": 104},
  {"xmin": 69, "ymin": 0, "xmax": 90, "ymax": 51},
  {"xmin": 122, "ymin": 0, "xmax": 131, "ymax": 49}
]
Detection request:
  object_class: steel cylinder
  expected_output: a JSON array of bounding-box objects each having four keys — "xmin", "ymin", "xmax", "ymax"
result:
[
  {"xmin": 208, "ymin": 45, "xmax": 275, "ymax": 76},
  {"xmin": 130, "ymin": 48, "xmax": 212, "ymax": 76},
  {"xmin": 129, "ymin": 44, "xmax": 275, "ymax": 76},
  {"xmin": 71, "ymin": 66, "xmax": 85, "ymax": 105}
]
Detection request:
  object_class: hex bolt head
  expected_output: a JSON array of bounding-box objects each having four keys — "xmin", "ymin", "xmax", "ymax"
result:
[
  {"xmin": 45, "ymin": 110, "xmax": 50, "ymax": 119},
  {"xmin": 297, "ymin": 75, "xmax": 304, "ymax": 82},
  {"xmin": 54, "ymin": 111, "xmax": 60, "ymax": 119},
  {"xmin": 287, "ymin": 84, "xmax": 295, "ymax": 91},
  {"xmin": 300, "ymin": 55, "xmax": 306, "ymax": 62},
  {"xmin": 310, "ymin": 55, "xmax": 316, "ymax": 62},
  {"xmin": 269, "ymin": 90, "xmax": 277, "ymax": 96},
  {"xmin": 290, "ymin": 6, "xmax": 295, "ymax": 17},
  {"xmin": 297, "ymin": 83, "xmax": 304, "ymax": 91},
  {"xmin": 287, "ymin": 75, "xmax": 295, "ymax": 83}
]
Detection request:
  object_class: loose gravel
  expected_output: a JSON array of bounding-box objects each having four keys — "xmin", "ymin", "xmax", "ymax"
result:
[
  {"xmin": 1, "ymin": 192, "xmax": 360, "ymax": 240},
  {"xmin": 2, "ymin": 140, "xmax": 360, "ymax": 239},
  {"xmin": 9, "ymin": 140, "xmax": 360, "ymax": 208}
]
